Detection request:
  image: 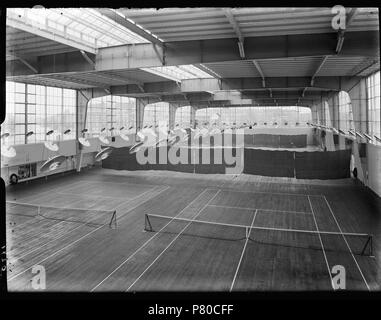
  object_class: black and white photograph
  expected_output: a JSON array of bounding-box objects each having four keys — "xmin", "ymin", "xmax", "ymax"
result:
[{"xmin": 0, "ymin": 5, "xmax": 380, "ymax": 306}]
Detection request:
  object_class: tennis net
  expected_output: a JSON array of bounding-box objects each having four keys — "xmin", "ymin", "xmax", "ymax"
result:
[
  {"xmin": 6, "ymin": 201, "xmax": 117, "ymax": 227},
  {"xmin": 144, "ymin": 214, "xmax": 373, "ymax": 256}
]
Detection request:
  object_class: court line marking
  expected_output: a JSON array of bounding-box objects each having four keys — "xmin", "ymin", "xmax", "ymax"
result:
[
  {"xmin": 6, "ymin": 180, "xmax": 149, "ymax": 260},
  {"xmin": 207, "ymin": 204, "xmax": 312, "ymax": 215},
  {"xmin": 219, "ymin": 173, "xmax": 240, "ymax": 189},
  {"xmin": 7, "ymin": 185, "xmax": 165, "ymax": 224},
  {"xmin": 230, "ymin": 209, "xmax": 258, "ymax": 292},
  {"xmin": 55, "ymin": 191, "xmax": 136, "ymax": 201},
  {"xmin": 57, "ymin": 178, "xmax": 159, "ymax": 190},
  {"xmin": 6, "ymin": 193, "xmax": 113, "ymax": 229},
  {"xmin": 233, "ymin": 174, "xmax": 352, "ymax": 187},
  {"xmin": 210, "ymin": 187, "xmax": 319, "ymax": 198},
  {"xmin": 8, "ymin": 185, "xmax": 171, "ymax": 282},
  {"xmin": 6, "ymin": 200, "xmax": 116, "ymax": 215},
  {"xmin": 28, "ymin": 180, "xmax": 87, "ymax": 200},
  {"xmin": 8, "ymin": 225, "xmax": 104, "ymax": 281},
  {"xmin": 114, "ymin": 185, "xmax": 171, "ymax": 222},
  {"xmin": 125, "ymin": 189, "xmax": 222, "ymax": 292},
  {"xmin": 7, "ymin": 182, "xmax": 142, "ymax": 260},
  {"xmin": 6, "ymin": 214, "xmax": 44, "ymax": 229},
  {"xmin": 323, "ymin": 196, "xmax": 370, "ymax": 291},
  {"xmin": 7, "ymin": 179, "xmax": 85, "ymax": 204},
  {"xmin": 307, "ymin": 196, "xmax": 334, "ymax": 290},
  {"xmin": 91, "ymin": 188, "xmax": 213, "ymax": 291},
  {"xmin": 54, "ymin": 180, "xmax": 163, "ymax": 200},
  {"xmin": 8, "ymin": 221, "xmax": 87, "ymax": 261}
]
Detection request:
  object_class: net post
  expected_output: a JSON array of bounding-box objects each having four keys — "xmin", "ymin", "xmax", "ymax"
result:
[
  {"xmin": 361, "ymin": 235, "xmax": 373, "ymax": 256},
  {"xmin": 145, "ymin": 214, "xmax": 153, "ymax": 232},
  {"xmin": 109, "ymin": 210, "xmax": 117, "ymax": 229}
]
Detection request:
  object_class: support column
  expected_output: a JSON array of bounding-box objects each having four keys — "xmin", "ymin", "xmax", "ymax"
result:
[
  {"xmin": 77, "ymin": 88, "xmax": 108, "ymax": 135},
  {"xmin": 327, "ymin": 94, "xmax": 340, "ymax": 130},
  {"xmin": 317, "ymin": 102, "xmax": 324, "ymax": 125},
  {"xmin": 136, "ymin": 98, "xmax": 146, "ymax": 132},
  {"xmin": 169, "ymin": 103, "xmax": 177, "ymax": 130},
  {"xmin": 347, "ymin": 78, "xmax": 368, "ymax": 133},
  {"xmin": 76, "ymin": 88, "xmax": 108, "ymax": 172},
  {"xmin": 311, "ymin": 104, "xmax": 318, "ymax": 124},
  {"xmin": 346, "ymin": 80, "xmax": 368, "ymax": 186},
  {"xmin": 190, "ymin": 106, "xmax": 196, "ymax": 128},
  {"xmin": 323, "ymin": 101, "xmax": 332, "ymax": 128}
]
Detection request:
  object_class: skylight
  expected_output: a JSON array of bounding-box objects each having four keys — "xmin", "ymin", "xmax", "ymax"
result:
[
  {"xmin": 141, "ymin": 65, "xmax": 212, "ymax": 82},
  {"xmin": 7, "ymin": 8, "xmax": 150, "ymax": 50}
]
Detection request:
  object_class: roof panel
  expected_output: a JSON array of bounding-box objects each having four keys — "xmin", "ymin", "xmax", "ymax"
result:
[
  {"xmin": 202, "ymin": 61, "xmax": 262, "ymax": 78},
  {"xmin": 118, "ymin": 7, "xmax": 378, "ymax": 42},
  {"xmin": 316, "ymin": 56, "xmax": 370, "ymax": 76}
]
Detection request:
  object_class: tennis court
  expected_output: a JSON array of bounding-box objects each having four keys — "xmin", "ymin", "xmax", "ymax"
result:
[{"xmin": 5, "ymin": 169, "xmax": 381, "ymax": 291}]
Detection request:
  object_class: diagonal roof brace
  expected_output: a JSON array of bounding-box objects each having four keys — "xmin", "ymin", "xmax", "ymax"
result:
[
  {"xmin": 223, "ymin": 8, "xmax": 245, "ymax": 59},
  {"xmin": 153, "ymin": 44, "xmax": 165, "ymax": 66},
  {"xmin": 252, "ymin": 60, "xmax": 266, "ymax": 88},
  {"xmin": 9, "ymin": 54, "xmax": 38, "ymax": 73},
  {"xmin": 353, "ymin": 58, "xmax": 379, "ymax": 76},
  {"xmin": 137, "ymin": 84, "xmax": 145, "ymax": 93},
  {"xmin": 311, "ymin": 55, "xmax": 330, "ymax": 86},
  {"xmin": 80, "ymin": 50, "xmax": 95, "ymax": 68},
  {"xmin": 176, "ymin": 82, "xmax": 189, "ymax": 101},
  {"xmin": 78, "ymin": 89, "xmax": 91, "ymax": 101}
]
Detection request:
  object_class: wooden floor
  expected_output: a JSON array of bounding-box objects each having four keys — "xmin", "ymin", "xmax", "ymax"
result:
[{"xmin": 5, "ymin": 168, "xmax": 381, "ymax": 291}]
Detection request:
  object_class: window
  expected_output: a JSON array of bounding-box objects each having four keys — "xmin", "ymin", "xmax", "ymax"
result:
[
  {"xmin": 143, "ymin": 102, "xmax": 169, "ymax": 129},
  {"xmin": 87, "ymin": 95, "xmax": 136, "ymax": 136},
  {"xmin": 1, "ymin": 81, "xmax": 77, "ymax": 145},
  {"xmin": 367, "ymin": 71, "xmax": 381, "ymax": 137},
  {"xmin": 338, "ymin": 91, "xmax": 354, "ymax": 132},
  {"xmin": 175, "ymin": 106, "xmax": 191, "ymax": 128},
  {"xmin": 195, "ymin": 106, "xmax": 312, "ymax": 126},
  {"xmin": 62, "ymin": 89, "xmax": 77, "ymax": 140},
  {"xmin": 112, "ymin": 96, "xmax": 136, "ymax": 134},
  {"xmin": 3, "ymin": 82, "xmax": 26, "ymax": 145}
]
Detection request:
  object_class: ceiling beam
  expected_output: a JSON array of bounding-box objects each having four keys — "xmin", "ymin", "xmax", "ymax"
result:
[
  {"xmin": 299, "ymin": 55, "xmax": 330, "ymax": 100},
  {"xmin": 336, "ymin": 8, "xmax": 359, "ymax": 54},
  {"xmin": 96, "ymin": 31, "xmax": 378, "ymax": 71},
  {"xmin": 43, "ymin": 74, "xmax": 111, "ymax": 89},
  {"xmin": 223, "ymin": 8, "xmax": 245, "ymax": 59},
  {"xmin": 181, "ymin": 77, "xmax": 350, "ymax": 92},
  {"xmin": 98, "ymin": 71, "xmax": 145, "ymax": 86}
]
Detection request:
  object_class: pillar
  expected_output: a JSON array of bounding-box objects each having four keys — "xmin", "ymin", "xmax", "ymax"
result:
[
  {"xmin": 347, "ymin": 78, "xmax": 368, "ymax": 133},
  {"xmin": 169, "ymin": 103, "xmax": 177, "ymax": 130},
  {"xmin": 136, "ymin": 98, "xmax": 146, "ymax": 132},
  {"xmin": 190, "ymin": 105, "xmax": 196, "ymax": 128}
]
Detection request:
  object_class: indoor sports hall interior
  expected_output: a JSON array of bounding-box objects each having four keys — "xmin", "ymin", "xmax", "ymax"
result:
[{"xmin": 2, "ymin": 7, "xmax": 381, "ymax": 291}]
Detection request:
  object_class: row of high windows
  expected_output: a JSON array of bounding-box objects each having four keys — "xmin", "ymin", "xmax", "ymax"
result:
[{"xmin": 2, "ymin": 72, "xmax": 379, "ymax": 146}]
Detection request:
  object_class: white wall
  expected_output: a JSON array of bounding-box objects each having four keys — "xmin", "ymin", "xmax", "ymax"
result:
[{"xmin": 367, "ymin": 144, "xmax": 381, "ymax": 197}]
